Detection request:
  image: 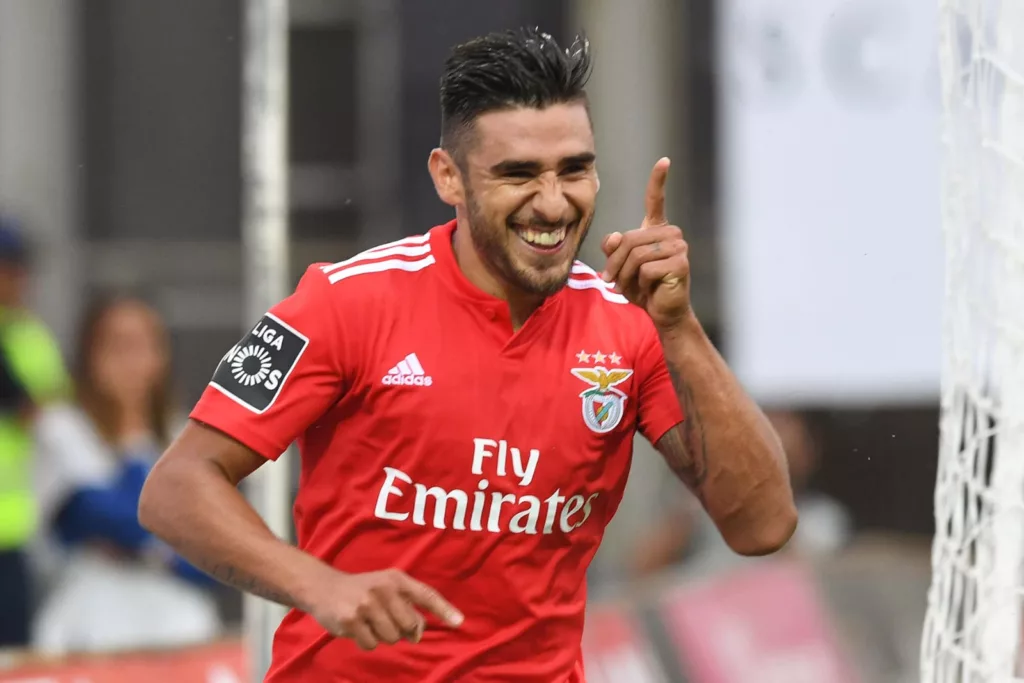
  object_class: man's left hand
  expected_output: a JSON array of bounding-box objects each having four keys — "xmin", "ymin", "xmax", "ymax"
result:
[{"xmin": 600, "ymin": 158, "xmax": 692, "ymax": 330}]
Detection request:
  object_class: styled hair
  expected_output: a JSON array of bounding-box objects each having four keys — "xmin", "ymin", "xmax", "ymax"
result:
[
  {"xmin": 73, "ymin": 294, "xmax": 174, "ymax": 447},
  {"xmin": 439, "ymin": 27, "xmax": 593, "ymax": 157}
]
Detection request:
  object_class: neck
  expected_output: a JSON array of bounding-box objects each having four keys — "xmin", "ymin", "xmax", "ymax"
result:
[
  {"xmin": 451, "ymin": 218, "xmax": 545, "ymax": 329},
  {"xmin": 116, "ymin": 404, "xmax": 152, "ymax": 447}
]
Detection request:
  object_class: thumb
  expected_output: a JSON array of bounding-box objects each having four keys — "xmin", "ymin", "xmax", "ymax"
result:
[{"xmin": 601, "ymin": 232, "xmax": 623, "ymax": 256}]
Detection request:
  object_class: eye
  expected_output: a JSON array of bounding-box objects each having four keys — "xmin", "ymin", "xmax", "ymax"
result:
[
  {"xmin": 504, "ymin": 170, "xmax": 535, "ymax": 180},
  {"xmin": 560, "ymin": 164, "xmax": 588, "ymax": 176}
]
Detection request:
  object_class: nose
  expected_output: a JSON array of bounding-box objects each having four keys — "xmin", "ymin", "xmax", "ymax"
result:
[{"xmin": 530, "ymin": 174, "xmax": 571, "ymax": 225}]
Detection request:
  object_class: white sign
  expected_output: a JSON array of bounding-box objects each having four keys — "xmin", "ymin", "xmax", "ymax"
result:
[{"xmin": 717, "ymin": 0, "xmax": 943, "ymax": 404}]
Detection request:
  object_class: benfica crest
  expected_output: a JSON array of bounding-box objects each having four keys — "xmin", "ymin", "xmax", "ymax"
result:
[{"xmin": 570, "ymin": 366, "xmax": 634, "ymax": 434}]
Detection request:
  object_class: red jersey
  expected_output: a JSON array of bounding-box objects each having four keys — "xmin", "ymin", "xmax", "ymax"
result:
[{"xmin": 190, "ymin": 220, "xmax": 683, "ymax": 682}]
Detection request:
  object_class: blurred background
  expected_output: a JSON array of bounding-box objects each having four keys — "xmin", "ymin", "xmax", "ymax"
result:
[{"xmin": 0, "ymin": 0, "xmax": 944, "ymax": 681}]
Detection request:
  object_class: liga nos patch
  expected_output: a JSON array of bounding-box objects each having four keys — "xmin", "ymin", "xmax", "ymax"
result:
[{"xmin": 211, "ymin": 313, "xmax": 308, "ymax": 413}]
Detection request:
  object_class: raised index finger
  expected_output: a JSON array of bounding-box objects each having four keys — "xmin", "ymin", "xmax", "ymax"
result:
[
  {"xmin": 400, "ymin": 575, "xmax": 464, "ymax": 628},
  {"xmin": 644, "ymin": 157, "xmax": 671, "ymax": 227}
]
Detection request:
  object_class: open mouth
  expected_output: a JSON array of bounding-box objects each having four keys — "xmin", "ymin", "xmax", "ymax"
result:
[{"xmin": 511, "ymin": 223, "xmax": 573, "ymax": 253}]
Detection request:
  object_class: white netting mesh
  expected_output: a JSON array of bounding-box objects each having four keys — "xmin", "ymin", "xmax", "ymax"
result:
[{"xmin": 921, "ymin": 0, "xmax": 1024, "ymax": 681}]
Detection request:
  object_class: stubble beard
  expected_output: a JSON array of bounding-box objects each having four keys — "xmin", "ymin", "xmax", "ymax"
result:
[{"xmin": 464, "ymin": 190, "xmax": 593, "ymax": 298}]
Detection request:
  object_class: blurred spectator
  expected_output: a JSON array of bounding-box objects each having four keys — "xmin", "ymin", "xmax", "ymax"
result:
[
  {"xmin": 630, "ymin": 409, "xmax": 852, "ymax": 577},
  {"xmin": 0, "ymin": 215, "xmax": 69, "ymax": 650},
  {"xmin": 29, "ymin": 295, "xmax": 221, "ymax": 655}
]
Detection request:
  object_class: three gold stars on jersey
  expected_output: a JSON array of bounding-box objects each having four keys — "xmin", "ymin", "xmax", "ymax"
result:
[{"xmin": 574, "ymin": 349, "xmax": 622, "ymax": 365}]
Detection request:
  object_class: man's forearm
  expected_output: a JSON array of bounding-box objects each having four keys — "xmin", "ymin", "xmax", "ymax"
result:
[
  {"xmin": 139, "ymin": 459, "xmax": 329, "ymax": 610},
  {"xmin": 655, "ymin": 312, "xmax": 797, "ymax": 555}
]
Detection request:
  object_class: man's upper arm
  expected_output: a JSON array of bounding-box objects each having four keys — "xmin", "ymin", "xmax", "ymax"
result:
[
  {"xmin": 189, "ymin": 264, "xmax": 350, "ymax": 461},
  {"xmin": 635, "ymin": 319, "xmax": 685, "ymax": 445},
  {"xmin": 162, "ymin": 419, "xmax": 267, "ymax": 486},
  {"xmin": 631, "ymin": 320, "xmax": 708, "ymax": 495},
  {"xmin": 654, "ymin": 423, "xmax": 707, "ymax": 499}
]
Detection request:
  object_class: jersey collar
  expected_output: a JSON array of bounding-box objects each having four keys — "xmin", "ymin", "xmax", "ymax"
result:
[
  {"xmin": 430, "ymin": 219, "xmax": 499, "ymax": 305},
  {"xmin": 428, "ymin": 218, "xmax": 563, "ymax": 320}
]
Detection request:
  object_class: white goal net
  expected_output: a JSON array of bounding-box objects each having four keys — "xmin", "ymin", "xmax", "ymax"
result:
[{"xmin": 921, "ymin": 0, "xmax": 1024, "ymax": 681}]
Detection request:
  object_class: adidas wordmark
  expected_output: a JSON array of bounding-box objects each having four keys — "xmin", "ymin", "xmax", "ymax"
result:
[{"xmin": 382, "ymin": 353, "xmax": 433, "ymax": 387}]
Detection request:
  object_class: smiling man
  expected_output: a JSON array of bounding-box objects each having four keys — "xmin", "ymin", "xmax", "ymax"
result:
[{"xmin": 138, "ymin": 27, "xmax": 797, "ymax": 683}]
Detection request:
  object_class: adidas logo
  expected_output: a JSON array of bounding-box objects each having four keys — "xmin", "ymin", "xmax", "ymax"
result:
[{"xmin": 382, "ymin": 353, "xmax": 433, "ymax": 387}]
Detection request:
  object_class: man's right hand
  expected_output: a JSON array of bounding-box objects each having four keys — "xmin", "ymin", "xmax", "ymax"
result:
[
  {"xmin": 139, "ymin": 423, "xmax": 463, "ymax": 652},
  {"xmin": 308, "ymin": 569, "xmax": 464, "ymax": 651}
]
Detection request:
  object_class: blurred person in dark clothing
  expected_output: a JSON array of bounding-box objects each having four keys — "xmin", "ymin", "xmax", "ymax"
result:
[{"xmin": 0, "ymin": 214, "xmax": 69, "ymax": 649}]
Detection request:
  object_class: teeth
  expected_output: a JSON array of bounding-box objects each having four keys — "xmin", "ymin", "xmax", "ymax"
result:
[{"xmin": 519, "ymin": 227, "xmax": 567, "ymax": 247}]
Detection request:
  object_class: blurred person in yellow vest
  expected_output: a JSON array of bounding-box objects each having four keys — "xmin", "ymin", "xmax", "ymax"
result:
[{"xmin": 0, "ymin": 214, "xmax": 69, "ymax": 649}]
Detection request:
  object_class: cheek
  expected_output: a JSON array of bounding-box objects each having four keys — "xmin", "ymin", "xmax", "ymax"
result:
[
  {"xmin": 566, "ymin": 182, "xmax": 598, "ymax": 214},
  {"xmin": 140, "ymin": 350, "xmax": 167, "ymax": 381},
  {"xmin": 482, "ymin": 193, "xmax": 527, "ymax": 226},
  {"xmin": 92, "ymin": 353, "xmax": 125, "ymax": 389},
  {"xmin": 124, "ymin": 346, "xmax": 163, "ymax": 378}
]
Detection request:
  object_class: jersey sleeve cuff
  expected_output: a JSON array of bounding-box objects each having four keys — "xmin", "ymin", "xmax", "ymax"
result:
[
  {"xmin": 642, "ymin": 410, "xmax": 685, "ymax": 447},
  {"xmin": 189, "ymin": 408, "xmax": 286, "ymax": 461}
]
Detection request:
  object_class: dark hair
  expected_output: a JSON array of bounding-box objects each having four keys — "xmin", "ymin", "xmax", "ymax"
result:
[
  {"xmin": 73, "ymin": 294, "xmax": 174, "ymax": 446},
  {"xmin": 440, "ymin": 27, "xmax": 593, "ymax": 157}
]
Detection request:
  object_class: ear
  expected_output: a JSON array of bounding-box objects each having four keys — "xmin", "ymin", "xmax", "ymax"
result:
[{"xmin": 428, "ymin": 148, "xmax": 465, "ymax": 207}]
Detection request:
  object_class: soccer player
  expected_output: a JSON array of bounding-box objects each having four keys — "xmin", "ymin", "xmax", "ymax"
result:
[{"xmin": 139, "ymin": 27, "xmax": 797, "ymax": 682}]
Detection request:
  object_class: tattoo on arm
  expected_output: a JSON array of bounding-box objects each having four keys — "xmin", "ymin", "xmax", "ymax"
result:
[
  {"xmin": 657, "ymin": 366, "xmax": 709, "ymax": 498},
  {"xmin": 199, "ymin": 560, "xmax": 294, "ymax": 606}
]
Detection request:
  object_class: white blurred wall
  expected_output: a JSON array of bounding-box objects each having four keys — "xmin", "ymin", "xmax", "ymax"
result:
[{"xmin": 715, "ymin": 0, "xmax": 942, "ymax": 406}]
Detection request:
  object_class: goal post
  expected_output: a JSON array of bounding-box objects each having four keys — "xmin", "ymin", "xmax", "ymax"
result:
[
  {"xmin": 921, "ymin": 0, "xmax": 1024, "ymax": 680},
  {"xmin": 240, "ymin": 0, "xmax": 292, "ymax": 680}
]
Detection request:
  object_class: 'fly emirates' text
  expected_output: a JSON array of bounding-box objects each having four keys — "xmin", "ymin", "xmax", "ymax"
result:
[{"xmin": 374, "ymin": 438, "xmax": 600, "ymax": 535}]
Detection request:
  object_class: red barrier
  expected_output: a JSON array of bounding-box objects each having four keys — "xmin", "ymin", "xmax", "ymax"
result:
[
  {"xmin": 0, "ymin": 640, "xmax": 248, "ymax": 683},
  {"xmin": 0, "ymin": 559, "xmax": 866, "ymax": 683},
  {"xmin": 659, "ymin": 560, "xmax": 859, "ymax": 683},
  {"xmin": 582, "ymin": 605, "xmax": 669, "ymax": 683}
]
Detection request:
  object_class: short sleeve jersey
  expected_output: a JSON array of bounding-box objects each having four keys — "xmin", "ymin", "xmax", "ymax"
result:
[{"xmin": 190, "ymin": 220, "xmax": 684, "ymax": 683}]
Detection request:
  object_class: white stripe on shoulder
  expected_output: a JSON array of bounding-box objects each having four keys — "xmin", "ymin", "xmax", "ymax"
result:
[
  {"xmin": 567, "ymin": 261, "xmax": 629, "ymax": 304},
  {"xmin": 320, "ymin": 234, "xmax": 434, "ymax": 284},
  {"xmin": 321, "ymin": 234, "xmax": 432, "ymax": 275},
  {"xmin": 372, "ymin": 233, "xmax": 432, "ymax": 249},
  {"xmin": 570, "ymin": 261, "xmax": 611, "ymax": 281},
  {"xmin": 327, "ymin": 255, "xmax": 436, "ymax": 284},
  {"xmin": 566, "ymin": 278, "xmax": 629, "ymax": 304}
]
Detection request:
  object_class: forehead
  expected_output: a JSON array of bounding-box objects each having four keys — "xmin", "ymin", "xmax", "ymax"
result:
[{"xmin": 467, "ymin": 102, "xmax": 594, "ymax": 166}]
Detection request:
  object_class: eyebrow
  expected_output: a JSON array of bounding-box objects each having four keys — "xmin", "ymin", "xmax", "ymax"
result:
[{"xmin": 489, "ymin": 152, "xmax": 596, "ymax": 175}]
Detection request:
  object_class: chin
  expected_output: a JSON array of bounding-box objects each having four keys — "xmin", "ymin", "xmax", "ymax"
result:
[{"xmin": 513, "ymin": 261, "xmax": 574, "ymax": 297}]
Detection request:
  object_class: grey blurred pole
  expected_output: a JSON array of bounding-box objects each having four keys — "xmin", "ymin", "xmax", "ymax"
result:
[
  {"xmin": 0, "ymin": 0, "xmax": 80, "ymax": 351},
  {"xmin": 571, "ymin": 0, "xmax": 683, "ymax": 582},
  {"xmin": 241, "ymin": 0, "xmax": 292, "ymax": 679}
]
